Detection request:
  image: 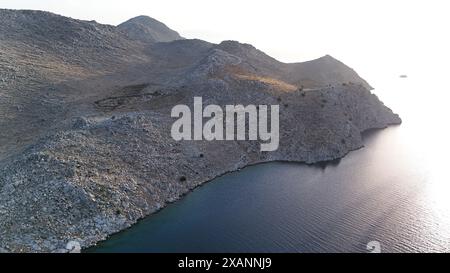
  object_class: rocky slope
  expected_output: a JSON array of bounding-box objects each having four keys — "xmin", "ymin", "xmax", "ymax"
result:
[{"xmin": 0, "ymin": 9, "xmax": 401, "ymax": 252}]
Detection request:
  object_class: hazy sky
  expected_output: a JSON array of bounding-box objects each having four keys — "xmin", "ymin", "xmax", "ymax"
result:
[{"xmin": 1, "ymin": 0, "xmax": 449, "ymax": 85}]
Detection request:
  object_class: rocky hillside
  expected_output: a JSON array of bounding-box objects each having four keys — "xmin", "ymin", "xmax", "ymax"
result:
[{"xmin": 0, "ymin": 9, "xmax": 401, "ymax": 252}]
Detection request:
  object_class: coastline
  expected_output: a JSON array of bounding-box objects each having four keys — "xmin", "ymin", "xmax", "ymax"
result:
[
  {"xmin": 0, "ymin": 83, "xmax": 402, "ymax": 252},
  {"xmin": 83, "ymin": 123, "xmax": 401, "ymax": 252}
]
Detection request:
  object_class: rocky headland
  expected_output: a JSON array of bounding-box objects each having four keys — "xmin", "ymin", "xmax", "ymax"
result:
[{"xmin": 0, "ymin": 9, "xmax": 401, "ymax": 252}]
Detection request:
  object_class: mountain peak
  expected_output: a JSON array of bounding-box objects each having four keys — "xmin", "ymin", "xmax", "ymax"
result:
[{"xmin": 118, "ymin": 15, "xmax": 183, "ymax": 44}]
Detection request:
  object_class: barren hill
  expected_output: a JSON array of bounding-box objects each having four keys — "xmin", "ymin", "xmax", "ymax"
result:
[
  {"xmin": 0, "ymin": 9, "xmax": 401, "ymax": 252},
  {"xmin": 118, "ymin": 15, "xmax": 183, "ymax": 44}
]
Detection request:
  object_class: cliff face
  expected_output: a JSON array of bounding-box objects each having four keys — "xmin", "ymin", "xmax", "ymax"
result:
[{"xmin": 0, "ymin": 9, "xmax": 401, "ymax": 252}]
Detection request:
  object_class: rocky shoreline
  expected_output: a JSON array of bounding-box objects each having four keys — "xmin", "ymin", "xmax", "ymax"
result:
[
  {"xmin": 0, "ymin": 87, "xmax": 401, "ymax": 252},
  {"xmin": 86, "ymin": 121, "xmax": 401, "ymax": 248}
]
